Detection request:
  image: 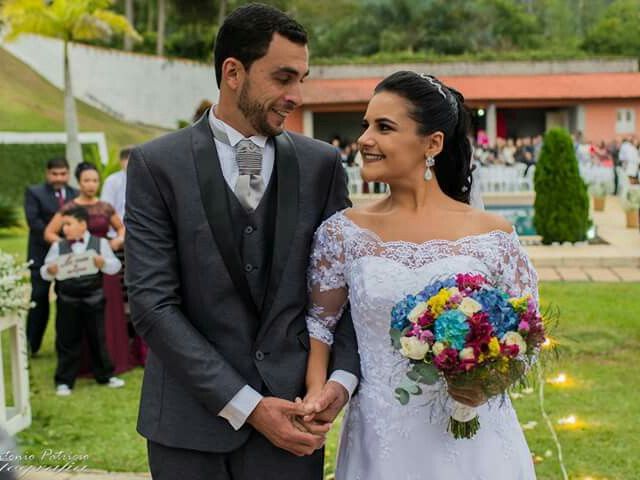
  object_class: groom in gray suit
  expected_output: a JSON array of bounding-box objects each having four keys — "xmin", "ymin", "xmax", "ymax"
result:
[{"xmin": 125, "ymin": 3, "xmax": 360, "ymax": 479}]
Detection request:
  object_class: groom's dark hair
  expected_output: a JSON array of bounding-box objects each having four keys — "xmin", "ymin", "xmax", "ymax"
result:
[{"xmin": 214, "ymin": 3, "xmax": 307, "ymax": 87}]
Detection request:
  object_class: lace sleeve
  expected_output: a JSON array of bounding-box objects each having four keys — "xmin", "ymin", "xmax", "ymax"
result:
[
  {"xmin": 306, "ymin": 215, "xmax": 349, "ymax": 346},
  {"xmin": 495, "ymin": 231, "xmax": 539, "ymax": 304}
]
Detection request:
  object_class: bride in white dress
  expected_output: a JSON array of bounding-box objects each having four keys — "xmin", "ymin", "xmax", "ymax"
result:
[{"xmin": 302, "ymin": 72, "xmax": 538, "ymax": 479}]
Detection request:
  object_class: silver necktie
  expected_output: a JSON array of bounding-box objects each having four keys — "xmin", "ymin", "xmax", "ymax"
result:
[{"xmin": 234, "ymin": 139, "xmax": 265, "ymax": 211}]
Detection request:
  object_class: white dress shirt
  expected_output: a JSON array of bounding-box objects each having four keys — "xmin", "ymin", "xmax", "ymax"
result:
[
  {"xmin": 40, "ymin": 231, "xmax": 121, "ymax": 281},
  {"xmin": 209, "ymin": 108, "xmax": 359, "ymax": 430},
  {"xmin": 101, "ymin": 170, "xmax": 127, "ymax": 220},
  {"xmin": 620, "ymin": 141, "xmax": 640, "ymax": 178},
  {"xmin": 208, "ymin": 107, "xmax": 275, "ymax": 189}
]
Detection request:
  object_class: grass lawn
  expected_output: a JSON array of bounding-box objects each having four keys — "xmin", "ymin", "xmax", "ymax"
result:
[
  {"xmin": 1, "ymin": 231, "xmax": 639, "ymax": 478},
  {"xmin": 0, "ymin": 49, "xmax": 166, "ymax": 156}
]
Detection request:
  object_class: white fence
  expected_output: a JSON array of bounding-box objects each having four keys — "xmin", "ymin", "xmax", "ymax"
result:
[
  {"xmin": 0, "ymin": 315, "xmax": 31, "ymax": 436},
  {"xmin": 345, "ymin": 163, "xmax": 618, "ymax": 195},
  {"xmin": 2, "ymin": 34, "xmax": 218, "ymax": 129}
]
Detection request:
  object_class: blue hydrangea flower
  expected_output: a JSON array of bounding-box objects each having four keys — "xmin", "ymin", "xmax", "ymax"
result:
[
  {"xmin": 418, "ymin": 278, "xmax": 457, "ymax": 302},
  {"xmin": 390, "ymin": 294, "xmax": 418, "ymax": 330},
  {"xmin": 435, "ymin": 310, "xmax": 470, "ymax": 350},
  {"xmin": 472, "ymin": 288, "xmax": 519, "ymax": 337}
]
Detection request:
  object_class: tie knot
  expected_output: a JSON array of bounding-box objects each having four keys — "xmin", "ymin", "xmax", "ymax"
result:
[{"xmin": 236, "ymin": 140, "xmax": 262, "ymax": 176}]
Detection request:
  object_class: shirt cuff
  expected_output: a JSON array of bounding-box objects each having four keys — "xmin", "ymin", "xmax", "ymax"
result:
[
  {"xmin": 329, "ymin": 370, "xmax": 359, "ymax": 399},
  {"xmin": 218, "ymin": 385, "xmax": 263, "ymax": 431},
  {"xmin": 40, "ymin": 265, "xmax": 54, "ymax": 282}
]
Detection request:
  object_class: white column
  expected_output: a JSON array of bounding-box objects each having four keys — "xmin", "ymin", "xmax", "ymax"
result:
[
  {"xmin": 303, "ymin": 108, "xmax": 314, "ymax": 138},
  {"xmin": 486, "ymin": 103, "xmax": 497, "ymax": 145},
  {"xmin": 576, "ymin": 104, "xmax": 586, "ymax": 135}
]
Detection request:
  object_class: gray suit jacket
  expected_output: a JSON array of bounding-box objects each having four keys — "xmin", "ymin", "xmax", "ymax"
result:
[{"xmin": 125, "ymin": 114, "xmax": 360, "ymax": 453}]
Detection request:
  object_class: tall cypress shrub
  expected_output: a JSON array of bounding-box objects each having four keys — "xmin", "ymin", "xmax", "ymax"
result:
[{"xmin": 533, "ymin": 128, "xmax": 590, "ymax": 244}]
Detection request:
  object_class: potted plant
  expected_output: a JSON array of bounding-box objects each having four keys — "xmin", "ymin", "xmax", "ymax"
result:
[
  {"xmin": 588, "ymin": 181, "xmax": 612, "ymax": 212},
  {"xmin": 622, "ymin": 187, "xmax": 640, "ymax": 229}
]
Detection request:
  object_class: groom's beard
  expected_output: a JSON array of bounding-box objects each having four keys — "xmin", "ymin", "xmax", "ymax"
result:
[{"xmin": 238, "ymin": 80, "xmax": 280, "ymax": 137}]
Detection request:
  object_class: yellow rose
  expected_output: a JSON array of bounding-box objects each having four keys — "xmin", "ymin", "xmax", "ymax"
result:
[
  {"xmin": 458, "ymin": 298, "xmax": 483, "ymax": 317},
  {"xmin": 400, "ymin": 336, "xmax": 431, "ymax": 360},
  {"xmin": 488, "ymin": 337, "xmax": 501, "ymax": 358},
  {"xmin": 427, "ymin": 289, "xmax": 451, "ymax": 316},
  {"xmin": 448, "ymin": 287, "xmax": 460, "ymax": 296},
  {"xmin": 432, "ymin": 341, "xmax": 446, "ymax": 356},
  {"xmin": 508, "ymin": 295, "xmax": 530, "ymax": 313},
  {"xmin": 502, "ymin": 332, "xmax": 527, "ymax": 355},
  {"xmin": 408, "ymin": 302, "xmax": 430, "ymax": 323}
]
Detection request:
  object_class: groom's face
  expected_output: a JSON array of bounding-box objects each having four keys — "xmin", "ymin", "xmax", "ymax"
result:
[{"xmin": 237, "ymin": 34, "xmax": 309, "ymax": 136}]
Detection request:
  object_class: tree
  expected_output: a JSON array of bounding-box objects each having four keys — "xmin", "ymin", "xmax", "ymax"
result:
[
  {"xmin": 156, "ymin": 0, "xmax": 165, "ymax": 55},
  {"xmin": 533, "ymin": 128, "xmax": 590, "ymax": 244},
  {"xmin": 0, "ymin": 0, "xmax": 140, "ymax": 175},
  {"xmin": 582, "ymin": 0, "xmax": 640, "ymax": 55},
  {"xmin": 124, "ymin": 0, "xmax": 135, "ymax": 50}
]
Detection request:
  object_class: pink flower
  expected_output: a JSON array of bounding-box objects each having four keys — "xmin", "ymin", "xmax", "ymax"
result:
[
  {"xmin": 434, "ymin": 348, "xmax": 460, "ymax": 373},
  {"xmin": 500, "ymin": 343, "xmax": 520, "ymax": 358},
  {"xmin": 418, "ymin": 311, "xmax": 435, "ymax": 328},
  {"xmin": 459, "ymin": 358, "xmax": 477, "ymax": 372},
  {"xmin": 518, "ymin": 321, "xmax": 530, "ymax": 334},
  {"xmin": 420, "ymin": 329, "xmax": 435, "ymax": 344},
  {"xmin": 466, "ymin": 312, "xmax": 494, "ymax": 350},
  {"xmin": 455, "ymin": 273, "xmax": 487, "ymax": 292}
]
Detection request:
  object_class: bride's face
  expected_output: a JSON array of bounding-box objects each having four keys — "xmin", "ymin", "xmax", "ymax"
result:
[{"xmin": 358, "ymin": 91, "xmax": 430, "ymax": 185}]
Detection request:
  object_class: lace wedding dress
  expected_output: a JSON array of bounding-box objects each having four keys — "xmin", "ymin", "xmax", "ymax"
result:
[{"xmin": 306, "ymin": 210, "xmax": 538, "ymax": 480}]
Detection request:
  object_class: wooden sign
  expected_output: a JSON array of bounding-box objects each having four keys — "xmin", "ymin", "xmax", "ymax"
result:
[{"xmin": 55, "ymin": 250, "xmax": 99, "ymax": 280}]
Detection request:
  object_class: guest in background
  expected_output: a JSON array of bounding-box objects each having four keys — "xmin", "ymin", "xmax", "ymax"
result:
[
  {"xmin": 44, "ymin": 162, "xmax": 133, "ymax": 375},
  {"xmin": 101, "ymin": 147, "xmax": 147, "ymax": 367},
  {"xmin": 101, "ymin": 147, "xmax": 130, "ymax": 221},
  {"xmin": 619, "ymin": 136, "xmax": 640, "ymax": 185},
  {"xmin": 40, "ymin": 205, "xmax": 124, "ymax": 395},
  {"xmin": 24, "ymin": 157, "xmax": 78, "ymax": 356}
]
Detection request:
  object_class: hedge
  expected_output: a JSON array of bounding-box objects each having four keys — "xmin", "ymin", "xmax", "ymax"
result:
[
  {"xmin": 0, "ymin": 143, "xmax": 100, "ymax": 207},
  {"xmin": 533, "ymin": 128, "xmax": 591, "ymax": 244}
]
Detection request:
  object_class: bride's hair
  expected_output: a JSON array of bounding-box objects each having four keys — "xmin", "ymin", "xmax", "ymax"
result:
[{"xmin": 374, "ymin": 71, "xmax": 473, "ymax": 203}]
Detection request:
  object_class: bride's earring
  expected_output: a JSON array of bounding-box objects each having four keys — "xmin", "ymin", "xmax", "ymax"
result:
[{"xmin": 424, "ymin": 155, "xmax": 435, "ymax": 181}]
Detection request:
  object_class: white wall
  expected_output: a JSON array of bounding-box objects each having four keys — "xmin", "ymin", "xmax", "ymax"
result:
[{"xmin": 2, "ymin": 35, "xmax": 219, "ymax": 129}]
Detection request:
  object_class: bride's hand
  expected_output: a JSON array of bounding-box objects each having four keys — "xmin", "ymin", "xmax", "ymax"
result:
[
  {"xmin": 291, "ymin": 393, "xmax": 333, "ymax": 436},
  {"xmin": 447, "ymin": 382, "xmax": 487, "ymax": 408}
]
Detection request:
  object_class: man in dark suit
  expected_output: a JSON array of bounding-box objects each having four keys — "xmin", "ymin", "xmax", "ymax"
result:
[
  {"xmin": 125, "ymin": 4, "xmax": 360, "ymax": 480},
  {"xmin": 24, "ymin": 157, "xmax": 78, "ymax": 355}
]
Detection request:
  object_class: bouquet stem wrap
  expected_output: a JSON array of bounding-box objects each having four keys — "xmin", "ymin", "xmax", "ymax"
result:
[{"xmin": 448, "ymin": 401, "xmax": 480, "ymax": 439}]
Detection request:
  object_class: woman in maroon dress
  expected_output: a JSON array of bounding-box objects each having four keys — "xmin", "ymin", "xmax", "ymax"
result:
[{"xmin": 45, "ymin": 162, "xmax": 133, "ymax": 376}]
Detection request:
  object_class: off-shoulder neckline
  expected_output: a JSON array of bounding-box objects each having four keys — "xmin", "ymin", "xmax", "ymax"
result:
[{"xmin": 332, "ymin": 209, "xmax": 518, "ymax": 248}]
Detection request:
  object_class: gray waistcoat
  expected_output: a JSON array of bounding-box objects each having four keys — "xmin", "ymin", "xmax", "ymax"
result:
[{"xmin": 224, "ymin": 170, "xmax": 277, "ymax": 313}]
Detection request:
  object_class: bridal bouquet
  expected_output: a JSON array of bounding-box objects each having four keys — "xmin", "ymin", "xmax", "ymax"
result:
[{"xmin": 389, "ymin": 273, "xmax": 545, "ymax": 439}]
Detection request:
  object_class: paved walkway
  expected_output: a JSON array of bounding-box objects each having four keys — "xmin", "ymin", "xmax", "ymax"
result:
[{"xmin": 526, "ymin": 195, "xmax": 640, "ymax": 281}]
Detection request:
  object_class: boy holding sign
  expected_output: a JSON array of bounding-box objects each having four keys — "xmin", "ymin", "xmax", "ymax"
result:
[{"xmin": 41, "ymin": 205, "xmax": 125, "ymax": 396}]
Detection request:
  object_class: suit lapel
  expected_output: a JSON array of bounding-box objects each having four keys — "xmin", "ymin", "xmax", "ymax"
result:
[
  {"xmin": 191, "ymin": 115, "xmax": 258, "ymax": 315},
  {"xmin": 258, "ymin": 132, "xmax": 299, "ymax": 340}
]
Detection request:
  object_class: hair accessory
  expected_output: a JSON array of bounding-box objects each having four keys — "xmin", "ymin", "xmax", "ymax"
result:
[{"xmin": 419, "ymin": 73, "xmax": 446, "ymax": 99}]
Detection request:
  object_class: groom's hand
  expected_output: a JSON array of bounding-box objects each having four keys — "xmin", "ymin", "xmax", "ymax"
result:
[
  {"xmin": 247, "ymin": 397, "xmax": 326, "ymax": 456},
  {"xmin": 303, "ymin": 381, "xmax": 349, "ymax": 424}
]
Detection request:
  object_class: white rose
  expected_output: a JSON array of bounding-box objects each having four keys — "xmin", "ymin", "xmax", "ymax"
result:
[
  {"xmin": 432, "ymin": 341, "xmax": 446, "ymax": 356},
  {"xmin": 408, "ymin": 302, "xmax": 430, "ymax": 323},
  {"xmin": 459, "ymin": 347, "xmax": 475, "ymax": 361},
  {"xmin": 458, "ymin": 298, "xmax": 483, "ymax": 317},
  {"xmin": 502, "ymin": 332, "xmax": 527, "ymax": 355},
  {"xmin": 400, "ymin": 336, "xmax": 431, "ymax": 360}
]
